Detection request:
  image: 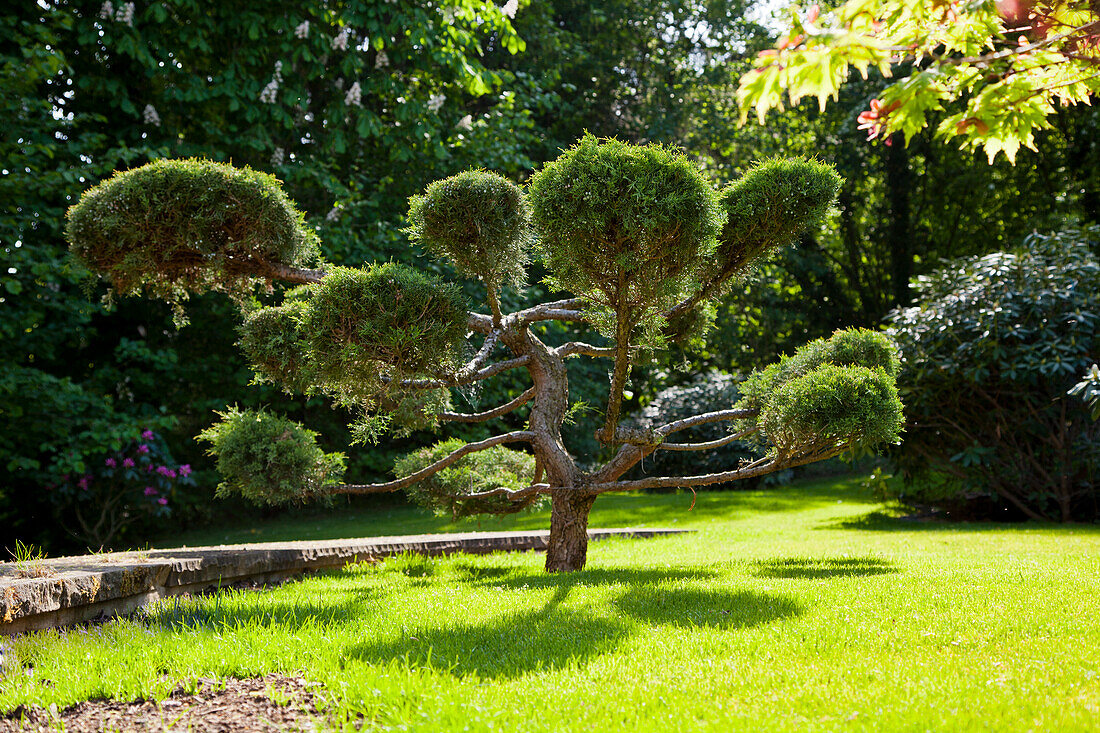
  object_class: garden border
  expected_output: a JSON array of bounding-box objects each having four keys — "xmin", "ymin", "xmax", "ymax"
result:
[{"xmin": 0, "ymin": 528, "xmax": 687, "ymax": 635}]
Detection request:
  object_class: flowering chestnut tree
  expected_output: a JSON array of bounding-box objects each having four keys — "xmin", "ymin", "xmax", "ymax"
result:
[
  {"xmin": 67, "ymin": 136, "xmax": 904, "ymax": 572},
  {"xmin": 738, "ymin": 0, "xmax": 1100, "ymax": 162}
]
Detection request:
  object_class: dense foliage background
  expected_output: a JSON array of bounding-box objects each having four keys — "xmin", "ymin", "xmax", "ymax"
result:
[{"xmin": 4, "ymin": 0, "xmax": 1098, "ymax": 551}]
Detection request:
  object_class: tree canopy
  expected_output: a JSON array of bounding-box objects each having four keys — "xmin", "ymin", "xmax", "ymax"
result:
[{"xmin": 739, "ymin": 0, "xmax": 1100, "ymax": 162}]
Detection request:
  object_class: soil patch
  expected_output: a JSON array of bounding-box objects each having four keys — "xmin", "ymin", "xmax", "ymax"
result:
[{"xmin": 1, "ymin": 674, "xmax": 331, "ymax": 732}]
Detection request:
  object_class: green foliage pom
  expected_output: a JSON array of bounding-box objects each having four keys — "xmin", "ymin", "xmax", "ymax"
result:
[
  {"xmin": 395, "ymin": 439, "xmax": 542, "ymax": 517},
  {"xmin": 406, "ymin": 169, "xmax": 531, "ymax": 291},
  {"xmin": 238, "ymin": 301, "xmax": 313, "ymax": 393},
  {"xmin": 196, "ymin": 407, "xmax": 346, "ymax": 505},
  {"xmin": 718, "ymin": 157, "xmax": 840, "ymax": 276},
  {"xmin": 66, "ymin": 159, "xmax": 320, "ymax": 304},
  {"xmin": 300, "ymin": 263, "xmax": 469, "ymax": 402},
  {"xmin": 738, "ymin": 328, "xmax": 899, "ymax": 414},
  {"xmin": 760, "ymin": 365, "xmax": 903, "ymax": 454},
  {"xmin": 528, "ymin": 134, "xmax": 725, "ymax": 337}
]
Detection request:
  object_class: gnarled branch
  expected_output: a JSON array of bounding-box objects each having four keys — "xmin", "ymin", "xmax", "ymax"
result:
[
  {"xmin": 440, "ymin": 387, "xmax": 536, "ymax": 422},
  {"xmin": 658, "ymin": 428, "xmax": 757, "ymax": 452},
  {"xmin": 556, "ymin": 342, "xmax": 616, "ymax": 358},
  {"xmin": 396, "ymin": 355, "xmax": 531, "ymax": 389},
  {"xmin": 587, "ymin": 446, "xmax": 839, "ymax": 494},
  {"xmin": 336, "ymin": 431, "xmax": 537, "ymax": 495}
]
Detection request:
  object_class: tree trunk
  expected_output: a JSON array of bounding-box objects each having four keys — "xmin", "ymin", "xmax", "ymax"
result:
[
  {"xmin": 885, "ymin": 132, "xmax": 914, "ymax": 307},
  {"xmin": 545, "ymin": 490, "xmax": 596, "ymax": 572}
]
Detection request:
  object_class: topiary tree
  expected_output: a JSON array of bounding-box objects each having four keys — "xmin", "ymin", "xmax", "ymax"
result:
[{"xmin": 67, "ymin": 138, "xmax": 904, "ymax": 572}]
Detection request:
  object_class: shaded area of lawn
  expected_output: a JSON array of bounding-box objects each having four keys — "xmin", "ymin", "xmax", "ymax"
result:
[{"xmin": 5, "ymin": 475, "xmax": 1099, "ymax": 731}]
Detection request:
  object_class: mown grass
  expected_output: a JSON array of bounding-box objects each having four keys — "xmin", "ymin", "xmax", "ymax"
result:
[{"xmin": 3, "ymin": 478, "xmax": 1099, "ymax": 731}]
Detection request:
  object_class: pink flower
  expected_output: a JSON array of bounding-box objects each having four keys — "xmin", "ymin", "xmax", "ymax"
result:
[
  {"xmin": 105, "ymin": 457, "xmax": 117, "ymax": 467},
  {"xmin": 141, "ymin": 429, "xmax": 155, "ymax": 440},
  {"xmin": 123, "ymin": 457, "xmax": 135, "ymax": 468},
  {"xmin": 78, "ymin": 476, "xmax": 90, "ymax": 491},
  {"xmin": 145, "ymin": 465, "xmax": 154, "ymax": 472},
  {"xmin": 156, "ymin": 465, "xmax": 170, "ymax": 476},
  {"xmin": 179, "ymin": 464, "xmax": 192, "ymax": 477},
  {"xmin": 144, "ymin": 486, "xmax": 158, "ymax": 496},
  {"xmin": 137, "ymin": 444, "xmax": 150, "ymax": 454},
  {"xmin": 157, "ymin": 498, "xmax": 169, "ymax": 506}
]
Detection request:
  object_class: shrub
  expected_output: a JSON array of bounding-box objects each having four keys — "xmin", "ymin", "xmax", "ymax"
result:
[
  {"xmin": 395, "ymin": 438, "xmax": 541, "ymax": 518},
  {"xmin": 46, "ymin": 429, "xmax": 195, "ymax": 549},
  {"xmin": 887, "ymin": 228, "xmax": 1100, "ymax": 521},
  {"xmin": 66, "ymin": 159, "xmax": 319, "ymax": 306},
  {"xmin": 196, "ymin": 407, "xmax": 346, "ymax": 505}
]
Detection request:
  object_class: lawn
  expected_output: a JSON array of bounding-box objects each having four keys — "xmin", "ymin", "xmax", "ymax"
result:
[{"xmin": 3, "ymin": 477, "xmax": 1099, "ymax": 731}]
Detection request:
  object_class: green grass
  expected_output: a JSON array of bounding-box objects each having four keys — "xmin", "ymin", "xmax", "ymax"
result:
[{"xmin": 4, "ymin": 478, "xmax": 1099, "ymax": 730}]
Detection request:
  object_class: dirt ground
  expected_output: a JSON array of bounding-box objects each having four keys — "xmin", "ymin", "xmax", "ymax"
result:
[{"xmin": 0, "ymin": 674, "xmax": 333, "ymax": 732}]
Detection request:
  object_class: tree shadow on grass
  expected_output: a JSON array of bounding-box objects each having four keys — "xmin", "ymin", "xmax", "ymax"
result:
[
  {"xmin": 463, "ymin": 565, "xmax": 719, "ymax": 591},
  {"xmin": 817, "ymin": 510, "xmax": 1100, "ymax": 534},
  {"xmin": 346, "ymin": 606, "xmax": 630, "ymax": 680},
  {"xmin": 612, "ymin": 586, "xmax": 803, "ymax": 629},
  {"xmin": 751, "ymin": 556, "xmax": 898, "ymax": 579}
]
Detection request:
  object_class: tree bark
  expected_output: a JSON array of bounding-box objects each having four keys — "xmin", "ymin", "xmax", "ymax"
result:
[{"xmin": 545, "ymin": 490, "xmax": 596, "ymax": 572}]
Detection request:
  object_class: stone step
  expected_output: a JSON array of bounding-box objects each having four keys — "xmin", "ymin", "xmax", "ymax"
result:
[{"xmin": 0, "ymin": 528, "xmax": 688, "ymax": 635}]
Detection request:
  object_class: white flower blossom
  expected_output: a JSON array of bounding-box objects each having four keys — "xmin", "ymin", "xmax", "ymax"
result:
[
  {"xmin": 325, "ymin": 205, "xmax": 342, "ymax": 222},
  {"xmin": 99, "ymin": 1, "xmax": 114, "ymax": 20},
  {"xmin": 442, "ymin": 7, "xmax": 455, "ymax": 23},
  {"xmin": 294, "ymin": 20, "xmax": 310, "ymax": 39},
  {"xmin": 142, "ymin": 104, "xmax": 161, "ymax": 126},
  {"xmin": 456, "ymin": 114, "xmax": 473, "ymax": 131},
  {"xmin": 501, "ymin": 0, "xmax": 519, "ymax": 19},
  {"xmin": 374, "ymin": 51, "xmax": 390, "ymax": 69},
  {"xmin": 115, "ymin": 2, "xmax": 135, "ymax": 26},
  {"xmin": 344, "ymin": 80, "xmax": 362, "ymax": 107},
  {"xmin": 331, "ymin": 27, "xmax": 350, "ymax": 51},
  {"xmin": 428, "ymin": 93, "xmax": 446, "ymax": 112},
  {"xmin": 260, "ymin": 62, "xmax": 283, "ymax": 104},
  {"xmin": 270, "ymin": 147, "xmax": 285, "ymax": 166}
]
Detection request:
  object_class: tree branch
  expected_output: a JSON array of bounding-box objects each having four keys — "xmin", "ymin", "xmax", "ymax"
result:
[
  {"xmin": 658, "ymin": 428, "xmax": 757, "ymax": 452},
  {"xmin": 262, "ymin": 262, "xmax": 328, "ymax": 284},
  {"xmin": 336, "ymin": 431, "xmax": 537, "ymax": 495},
  {"xmin": 555, "ymin": 342, "xmax": 617, "ymax": 358},
  {"xmin": 396, "ymin": 355, "xmax": 530, "ymax": 389},
  {"xmin": 586, "ymin": 447, "xmax": 838, "ymax": 494},
  {"xmin": 439, "ymin": 387, "xmax": 536, "ymax": 422}
]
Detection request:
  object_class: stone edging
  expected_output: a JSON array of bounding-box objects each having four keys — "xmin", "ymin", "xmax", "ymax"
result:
[{"xmin": 0, "ymin": 528, "xmax": 688, "ymax": 635}]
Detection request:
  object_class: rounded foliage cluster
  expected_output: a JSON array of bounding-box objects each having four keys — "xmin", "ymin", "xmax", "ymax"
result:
[
  {"xmin": 887, "ymin": 229, "xmax": 1100, "ymax": 520},
  {"xmin": 196, "ymin": 407, "xmax": 346, "ymax": 505},
  {"xmin": 238, "ymin": 301, "xmax": 313, "ymax": 393},
  {"xmin": 66, "ymin": 159, "xmax": 319, "ymax": 302},
  {"xmin": 737, "ymin": 328, "xmax": 903, "ymax": 455},
  {"xmin": 300, "ymin": 263, "xmax": 469, "ymax": 399},
  {"xmin": 395, "ymin": 439, "xmax": 541, "ymax": 518},
  {"xmin": 406, "ymin": 170, "xmax": 531, "ymax": 291},
  {"xmin": 760, "ymin": 364, "xmax": 903, "ymax": 455},
  {"xmin": 718, "ymin": 158, "xmax": 840, "ymax": 276},
  {"xmin": 528, "ymin": 134, "xmax": 725, "ymax": 334}
]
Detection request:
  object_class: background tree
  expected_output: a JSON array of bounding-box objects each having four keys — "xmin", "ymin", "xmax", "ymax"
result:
[{"xmin": 67, "ymin": 138, "xmax": 904, "ymax": 571}]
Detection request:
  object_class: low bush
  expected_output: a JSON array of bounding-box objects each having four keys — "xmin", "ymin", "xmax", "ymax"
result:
[{"xmin": 887, "ymin": 228, "xmax": 1100, "ymax": 521}]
